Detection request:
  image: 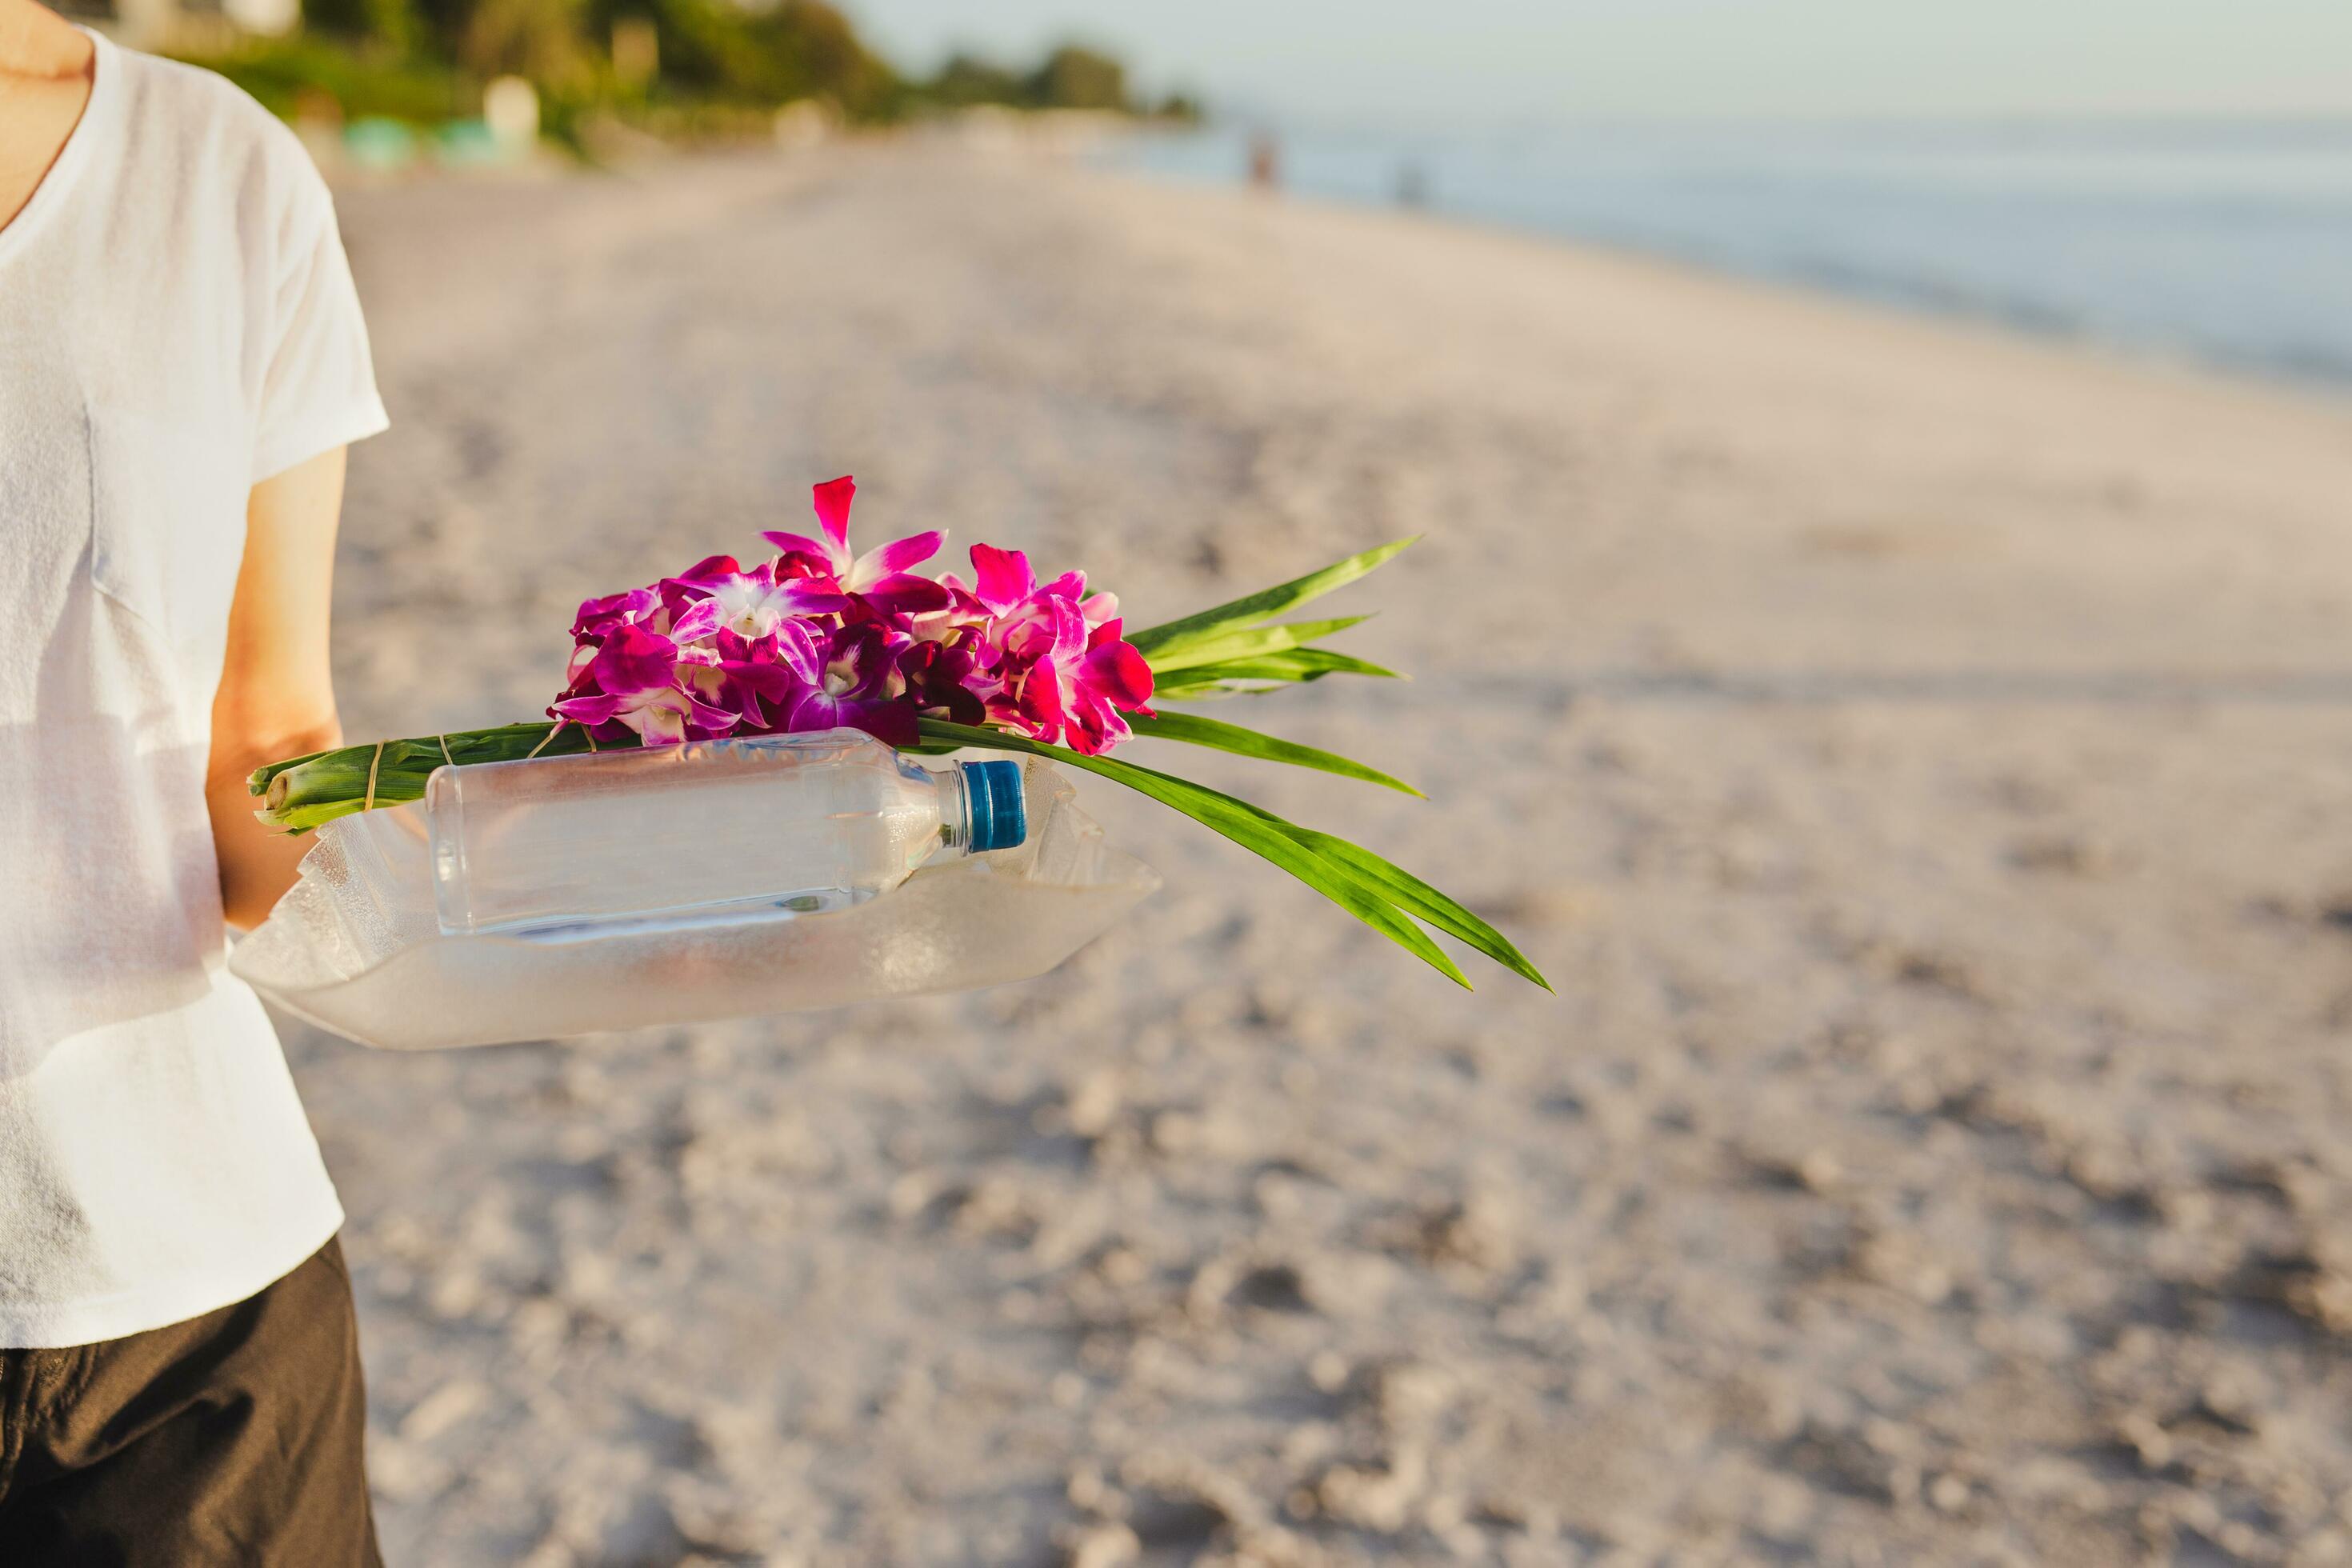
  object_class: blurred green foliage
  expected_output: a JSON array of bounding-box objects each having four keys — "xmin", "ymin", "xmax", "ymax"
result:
[
  {"xmin": 588, "ymin": 0, "xmax": 899, "ymax": 115},
  {"xmin": 172, "ymin": 0, "xmax": 1200, "ymax": 146},
  {"xmin": 1026, "ymin": 45, "xmax": 1126, "ymax": 113},
  {"xmin": 930, "ymin": 43, "xmax": 1154, "ymax": 116},
  {"xmin": 181, "ymin": 34, "xmax": 469, "ymax": 124}
]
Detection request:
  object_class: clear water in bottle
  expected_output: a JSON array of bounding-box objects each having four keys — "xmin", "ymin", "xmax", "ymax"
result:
[{"xmin": 426, "ymin": 728, "xmax": 1026, "ymax": 941}]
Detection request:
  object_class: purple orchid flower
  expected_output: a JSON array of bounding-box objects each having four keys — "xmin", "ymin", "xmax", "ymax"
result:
[
  {"xmin": 574, "ymin": 582, "xmax": 729, "ymax": 648},
  {"xmin": 663, "ymin": 596, "xmax": 724, "ymax": 646},
  {"xmin": 785, "ymin": 622, "xmax": 919, "ymax": 746},
  {"xmin": 692, "ymin": 625, "xmax": 819, "ymax": 730},
  {"xmin": 952, "ymin": 543, "xmax": 1087, "ymax": 667},
  {"xmin": 667, "ymin": 557, "xmax": 846, "ymax": 639},
  {"xmin": 761, "ymin": 476, "xmax": 950, "ymax": 618},
  {"xmin": 550, "ymin": 476, "xmax": 1156, "ymax": 758},
  {"xmin": 996, "ymin": 659, "xmax": 1066, "ymax": 745},
  {"xmin": 571, "ymin": 585, "xmax": 662, "ymax": 639},
  {"xmin": 1054, "ymin": 616, "xmax": 1156, "ymax": 754},
  {"xmin": 981, "ymin": 599, "xmax": 1154, "ymax": 754},
  {"xmin": 550, "ymin": 622, "xmax": 738, "ymax": 746},
  {"xmin": 898, "ymin": 636, "xmax": 986, "ymax": 726}
]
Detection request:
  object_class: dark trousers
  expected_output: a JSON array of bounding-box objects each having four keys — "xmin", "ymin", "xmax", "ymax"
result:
[{"xmin": 0, "ymin": 1237, "xmax": 381, "ymax": 1566}]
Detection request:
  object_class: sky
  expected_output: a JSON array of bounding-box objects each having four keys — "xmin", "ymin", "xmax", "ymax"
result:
[{"xmin": 843, "ymin": 0, "xmax": 2352, "ymax": 126}]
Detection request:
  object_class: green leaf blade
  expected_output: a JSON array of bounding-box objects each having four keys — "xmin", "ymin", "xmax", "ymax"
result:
[
  {"xmin": 1144, "ymin": 614, "xmax": 1373, "ymax": 674},
  {"xmin": 1125, "ymin": 711, "xmax": 1422, "ymax": 797},
  {"xmin": 1102, "ymin": 738, "xmax": 1548, "ymax": 992},
  {"xmin": 1126, "ymin": 537, "xmax": 1418, "ymax": 659},
  {"xmin": 917, "ymin": 720, "xmax": 1470, "ymax": 988},
  {"xmin": 250, "ymin": 721, "xmax": 622, "ymax": 831},
  {"xmin": 1277, "ymin": 828, "xmax": 1554, "ymax": 993},
  {"xmin": 1150, "ymin": 647, "xmax": 1406, "ymax": 700}
]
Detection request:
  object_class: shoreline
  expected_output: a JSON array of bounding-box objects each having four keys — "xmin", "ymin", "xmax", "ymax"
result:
[
  {"xmin": 358, "ymin": 130, "xmax": 2352, "ymax": 414},
  {"xmin": 1045, "ymin": 143, "xmax": 2352, "ymax": 447},
  {"xmin": 1100, "ymin": 123, "xmax": 2352, "ymax": 400},
  {"xmin": 326, "ymin": 122, "xmax": 2352, "ymax": 409}
]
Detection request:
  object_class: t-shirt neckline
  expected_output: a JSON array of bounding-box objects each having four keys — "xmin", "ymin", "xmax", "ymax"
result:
[{"xmin": 0, "ymin": 27, "xmax": 119, "ymax": 270}]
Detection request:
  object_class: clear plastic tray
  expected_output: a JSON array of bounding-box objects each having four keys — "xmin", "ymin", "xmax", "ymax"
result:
[{"xmin": 230, "ymin": 761, "xmax": 1158, "ymax": 1050}]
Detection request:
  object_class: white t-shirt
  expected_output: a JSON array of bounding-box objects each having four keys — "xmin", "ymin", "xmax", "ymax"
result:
[{"xmin": 0, "ymin": 32, "xmax": 387, "ymax": 1347}]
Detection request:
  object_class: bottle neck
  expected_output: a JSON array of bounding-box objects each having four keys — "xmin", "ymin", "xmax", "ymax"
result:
[
  {"xmin": 930, "ymin": 758, "xmax": 1025, "ymax": 857},
  {"xmin": 936, "ymin": 763, "xmax": 974, "ymax": 858}
]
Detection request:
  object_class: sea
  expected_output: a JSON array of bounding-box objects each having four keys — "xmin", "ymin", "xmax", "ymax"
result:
[{"xmin": 1108, "ymin": 121, "xmax": 2352, "ymax": 390}]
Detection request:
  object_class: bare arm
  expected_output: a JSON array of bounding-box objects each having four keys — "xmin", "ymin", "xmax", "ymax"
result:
[{"xmin": 206, "ymin": 447, "xmax": 348, "ymax": 930}]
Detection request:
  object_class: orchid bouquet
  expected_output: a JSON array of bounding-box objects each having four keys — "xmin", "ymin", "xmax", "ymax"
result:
[{"xmin": 251, "ymin": 479, "xmax": 1546, "ymax": 991}]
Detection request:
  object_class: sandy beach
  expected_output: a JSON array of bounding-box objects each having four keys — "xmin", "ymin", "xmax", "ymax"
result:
[{"xmin": 294, "ymin": 140, "xmax": 2352, "ymax": 1565}]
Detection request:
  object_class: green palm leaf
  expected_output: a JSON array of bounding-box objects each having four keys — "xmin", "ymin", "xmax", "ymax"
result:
[
  {"xmin": 918, "ymin": 719, "xmax": 1467, "ymax": 987},
  {"xmin": 250, "ymin": 721, "xmax": 617, "ymax": 833},
  {"xmin": 1144, "ymin": 615, "xmax": 1372, "ymax": 674},
  {"xmin": 1125, "ymin": 757, "xmax": 1548, "ymax": 990},
  {"xmin": 1151, "ymin": 648, "xmax": 1405, "ymax": 698},
  {"xmin": 1126, "ymin": 537, "xmax": 1418, "ymax": 660},
  {"xmin": 1267, "ymin": 827, "xmax": 1551, "ymax": 992},
  {"xmin": 918, "ymin": 718, "xmax": 1551, "ymax": 992},
  {"xmin": 1124, "ymin": 711, "xmax": 1422, "ymax": 797}
]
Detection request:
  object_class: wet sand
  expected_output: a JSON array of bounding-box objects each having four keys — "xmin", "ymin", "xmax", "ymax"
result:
[{"xmin": 296, "ymin": 140, "xmax": 2352, "ymax": 1565}]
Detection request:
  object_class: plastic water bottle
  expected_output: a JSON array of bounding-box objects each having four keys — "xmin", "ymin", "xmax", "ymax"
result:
[{"xmin": 425, "ymin": 729, "xmax": 1026, "ymax": 939}]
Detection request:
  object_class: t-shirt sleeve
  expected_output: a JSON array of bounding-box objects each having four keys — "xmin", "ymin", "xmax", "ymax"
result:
[{"xmin": 251, "ymin": 185, "xmax": 389, "ymax": 485}]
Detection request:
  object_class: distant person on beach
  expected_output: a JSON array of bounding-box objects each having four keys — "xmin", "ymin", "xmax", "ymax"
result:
[
  {"xmin": 0, "ymin": 1, "xmax": 387, "ymax": 1560},
  {"xmin": 1248, "ymin": 129, "xmax": 1282, "ymax": 190}
]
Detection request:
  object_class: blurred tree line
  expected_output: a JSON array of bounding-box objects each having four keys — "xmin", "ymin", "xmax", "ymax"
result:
[
  {"xmin": 180, "ymin": 0, "xmax": 1199, "ymax": 143},
  {"xmin": 930, "ymin": 46, "xmax": 1198, "ymax": 120}
]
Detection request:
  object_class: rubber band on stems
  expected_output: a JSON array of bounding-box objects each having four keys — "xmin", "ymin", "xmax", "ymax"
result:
[{"xmin": 362, "ymin": 741, "xmax": 386, "ymax": 810}]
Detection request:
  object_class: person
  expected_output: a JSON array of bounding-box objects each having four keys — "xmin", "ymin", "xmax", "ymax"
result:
[
  {"xmin": 0, "ymin": 1, "xmax": 388, "ymax": 1559},
  {"xmin": 1246, "ymin": 127, "xmax": 1281, "ymax": 191}
]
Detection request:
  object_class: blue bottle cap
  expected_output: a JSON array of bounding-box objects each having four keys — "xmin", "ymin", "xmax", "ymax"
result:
[{"xmin": 961, "ymin": 760, "xmax": 1027, "ymax": 853}]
